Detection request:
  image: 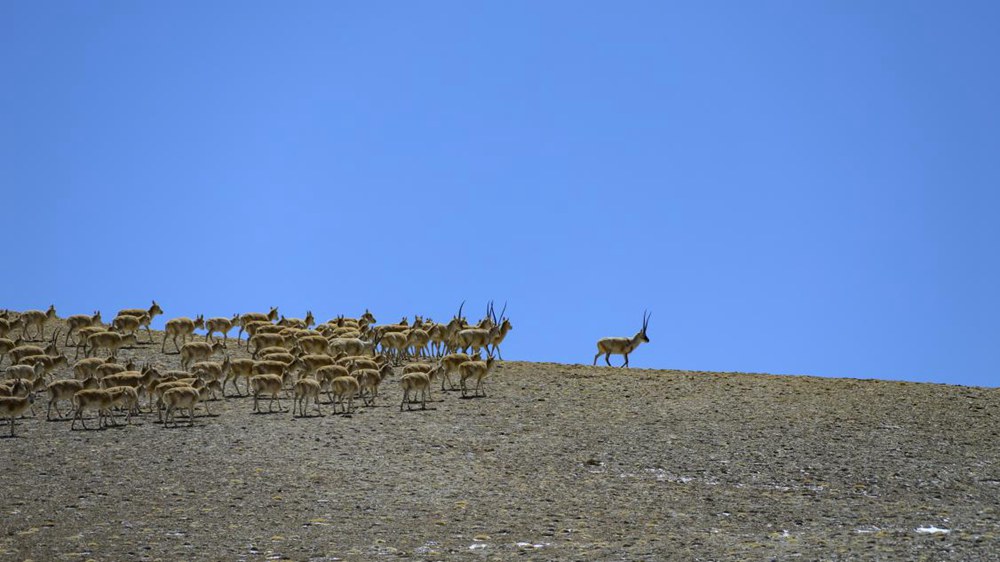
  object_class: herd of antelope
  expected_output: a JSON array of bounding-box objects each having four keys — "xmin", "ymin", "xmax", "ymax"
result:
[
  {"xmin": 0, "ymin": 301, "xmax": 653, "ymax": 436},
  {"xmin": 0, "ymin": 301, "xmax": 516, "ymax": 436}
]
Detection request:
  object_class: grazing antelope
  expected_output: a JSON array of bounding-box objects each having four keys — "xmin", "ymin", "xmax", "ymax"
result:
[
  {"xmin": 87, "ymin": 332, "xmax": 137, "ymax": 359},
  {"xmin": 179, "ymin": 340, "xmax": 224, "ymax": 371},
  {"xmin": 20, "ymin": 305, "xmax": 57, "ymax": 340},
  {"xmin": 116, "ymin": 300, "xmax": 163, "ymax": 343},
  {"xmin": 237, "ymin": 307, "xmax": 279, "ymax": 344},
  {"xmin": 329, "ymin": 375, "xmax": 359, "ymax": 414},
  {"xmin": 71, "ymin": 388, "xmax": 116, "ymax": 430},
  {"xmin": 593, "ymin": 311, "xmax": 651, "ymax": 368},
  {"xmin": 292, "ymin": 378, "xmax": 323, "ymax": 417},
  {"xmin": 459, "ymin": 356, "xmax": 496, "ymax": 398},
  {"xmin": 205, "ymin": 314, "xmax": 240, "ymax": 345},
  {"xmin": 0, "ymin": 393, "xmax": 36, "ymax": 436},
  {"xmin": 161, "ymin": 386, "xmax": 200, "ymax": 427},
  {"xmin": 250, "ymin": 374, "xmax": 285, "ymax": 413},
  {"xmin": 162, "ymin": 315, "xmax": 205, "ymax": 353},
  {"xmin": 65, "ymin": 311, "xmax": 102, "ymax": 346},
  {"xmin": 399, "ymin": 371, "xmax": 434, "ymax": 411}
]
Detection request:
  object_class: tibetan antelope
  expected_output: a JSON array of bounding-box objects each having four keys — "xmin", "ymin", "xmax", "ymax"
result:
[
  {"xmin": 112, "ymin": 313, "xmax": 148, "ymax": 342},
  {"xmin": 459, "ymin": 356, "xmax": 496, "ymax": 398},
  {"xmin": 205, "ymin": 314, "xmax": 240, "ymax": 345},
  {"xmin": 71, "ymin": 388, "xmax": 116, "ymax": 430},
  {"xmin": 65, "ymin": 311, "xmax": 102, "ymax": 346},
  {"xmin": 279, "ymin": 311, "xmax": 315, "ymax": 330},
  {"xmin": 47, "ymin": 379, "xmax": 89, "ymax": 420},
  {"xmin": 329, "ymin": 375, "xmax": 359, "ymax": 414},
  {"xmin": 161, "ymin": 386, "xmax": 200, "ymax": 427},
  {"xmin": 250, "ymin": 374, "xmax": 285, "ymax": 413},
  {"xmin": 179, "ymin": 340, "xmax": 224, "ymax": 371},
  {"xmin": 0, "ymin": 393, "xmax": 36, "ymax": 436},
  {"xmin": 162, "ymin": 315, "xmax": 205, "ymax": 353},
  {"xmin": 87, "ymin": 332, "xmax": 137, "ymax": 359},
  {"xmin": 292, "ymin": 378, "xmax": 323, "ymax": 417},
  {"xmin": 593, "ymin": 311, "xmax": 650, "ymax": 368},
  {"xmin": 116, "ymin": 300, "xmax": 163, "ymax": 343},
  {"xmin": 0, "ymin": 315, "xmax": 22, "ymax": 339},
  {"xmin": 237, "ymin": 306, "xmax": 279, "ymax": 344},
  {"xmin": 399, "ymin": 369, "xmax": 437, "ymax": 411},
  {"xmin": 19, "ymin": 305, "xmax": 57, "ymax": 340}
]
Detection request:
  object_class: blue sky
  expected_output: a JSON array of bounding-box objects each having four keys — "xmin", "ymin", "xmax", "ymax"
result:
[{"xmin": 2, "ymin": 2, "xmax": 998, "ymax": 386}]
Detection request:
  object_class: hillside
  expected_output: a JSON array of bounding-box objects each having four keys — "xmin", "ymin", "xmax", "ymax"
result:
[{"xmin": 2, "ymin": 330, "xmax": 999, "ymax": 560}]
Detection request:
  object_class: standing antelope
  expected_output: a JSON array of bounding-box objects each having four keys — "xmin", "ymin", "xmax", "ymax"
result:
[
  {"xmin": 0, "ymin": 393, "xmax": 36, "ymax": 436},
  {"xmin": 593, "ymin": 311, "xmax": 650, "ymax": 368},
  {"xmin": 237, "ymin": 307, "xmax": 279, "ymax": 344},
  {"xmin": 459, "ymin": 356, "xmax": 496, "ymax": 398}
]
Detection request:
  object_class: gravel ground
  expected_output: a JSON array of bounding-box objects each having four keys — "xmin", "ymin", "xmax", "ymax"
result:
[{"xmin": 2, "ymin": 326, "xmax": 1000, "ymax": 561}]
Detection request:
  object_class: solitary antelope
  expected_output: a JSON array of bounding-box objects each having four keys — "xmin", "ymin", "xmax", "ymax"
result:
[{"xmin": 593, "ymin": 311, "xmax": 650, "ymax": 368}]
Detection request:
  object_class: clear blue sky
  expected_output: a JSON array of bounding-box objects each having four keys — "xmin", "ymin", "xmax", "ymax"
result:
[{"xmin": 2, "ymin": 2, "xmax": 998, "ymax": 386}]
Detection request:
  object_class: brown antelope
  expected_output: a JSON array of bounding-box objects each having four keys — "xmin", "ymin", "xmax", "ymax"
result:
[
  {"xmin": 329, "ymin": 375, "xmax": 359, "ymax": 414},
  {"xmin": 0, "ymin": 393, "xmax": 36, "ymax": 436},
  {"xmin": 17, "ymin": 353, "xmax": 68, "ymax": 381},
  {"xmin": 292, "ymin": 378, "xmax": 323, "ymax": 417},
  {"xmin": 47, "ymin": 379, "xmax": 88, "ymax": 419},
  {"xmin": 8, "ymin": 343, "xmax": 46, "ymax": 365},
  {"xmin": 249, "ymin": 333, "xmax": 287, "ymax": 358},
  {"xmin": 73, "ymin": 357, "xmax": 112, "ymax": 379},
  {"xmin": 456, "ymin": 324, "xmax": 499, "ymax": 357},
  {"xmin": 250, "ymin": 374, "xmax": 285, "ymax": 412},
  {"xmin": 0, "ymin": 315, "xmax": 22, "ymax": 339},
  {"xmin": 379, "ymin": 332, "xmax": 409, "ymax": 364},
  {"xmin": 71, "ymin": 388, "xmax": 116, "ymax": 430},
  {"xmin": 161, "ymin": 386, "xmax": 200, "ymax": 427},
  {"xmin": 295, "ymin": 334, "xmax": 330, "ymax": 356},
  {"xmin": 65, "ymin": 311, "xmax": 102, "ymax": 345},
  {"xmin": 406, "ymin": 328, "xmax": 431, "ymax": 360},
  {"xmin": 279, "ymin": 311, "xmax": 315, "ymax": 330},
  {"xmin": 105, "ymin": 386, "xmax": 141, "ymax": 425},
  {"xmin": 237, "ymin": 306, "xmax": 279, "ymax": 344},
  {"xmin": 459, "ymin": 356, "xmax": 496, "ymax": 398},
  {"xmin": 112, "ymin": 313, "xmax": 148, "ymax": 341},
  {"xmin": 223, "ymin": 358, "xmax": 255, "ymax": 396},
  {"xmin": 0, "ymin": 337, "xmax": 19, "ymax": 366},
  {"xmin": 20, "ymin": 305, "xmax": 57, "ymax": 340},
  {"xmin": 293, "ymin": 354, "xmax": 336, "ymax": 379},
  {"xmin": 328, "ymin": 337, "xmax": 373, "ymax": 357},
  {"xmin": 593, "ymin": 311, "xmax": 650, "ymax": 368},
  {"xmin": 5, "ymin": 362, "xmax": 46, "ymax": 383},
  {"xmin": 399, "ymin": 371, "xmax": 435, "ymax": 411},
  {"xmin": 179, "ymin": 340, "xmax": 224, "ymax": 371},
  {"xmin": 162, "ymin": 315, "xmax": 205, "ymax": 353},
  {"xmin": 116, "ymin": 300, "xmax": 163, "ymax": 342},
  {"xmin": 87, "ymin": 331, "xmax": 137, "ymax": 359},
  {"xmin": 74, "ymin": 326, "xmax": 108, "ymax": 358},
  {"xmin": 205, "ymin": 314, "xmax": 240, "ymax": 345}
]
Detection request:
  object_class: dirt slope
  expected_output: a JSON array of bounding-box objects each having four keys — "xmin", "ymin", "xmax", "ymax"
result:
[{"xmin": 2, "ymin": 329, "xmax": 999, "ymax": 561}]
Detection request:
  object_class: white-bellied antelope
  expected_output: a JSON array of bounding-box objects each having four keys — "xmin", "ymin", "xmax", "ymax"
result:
[{"xmin": 593, "ymin": 311, "xmax": 650, "ymax": 368}]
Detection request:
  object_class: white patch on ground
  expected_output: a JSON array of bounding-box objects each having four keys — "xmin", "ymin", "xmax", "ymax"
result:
[
  {"xmin": 469, "ymin": 542, "xmax": 488, "ymax": 550},
  {"xmin": 915, "ymin": 526, "xmax": 950, "ymax": 534},
  {"xmin": 855, "ymin": 526, "xmax": 881, "ymax": 534},
  {"xmin": 516, "ymin": 542, "xmax": 549, "ymax": 549}
]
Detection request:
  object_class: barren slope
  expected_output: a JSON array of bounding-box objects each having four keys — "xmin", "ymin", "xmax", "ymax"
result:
[{"xmin": 2, "ymin": 329, "xmax": 999, "ymax": 561}]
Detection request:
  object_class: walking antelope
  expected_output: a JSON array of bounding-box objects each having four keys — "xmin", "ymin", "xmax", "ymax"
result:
[
  {"xmin": 112, "ymin": 313, "xmax": 148, "ymax": 342},
  {"xmin": 459, "ymin": 356, "xmax": 496, "ymax": 398},
  {"xmin": 0, "ymin": 393, "xmax": 36, "ymax": 436},
  {"xmin": 205, "ymin": 314, "xmax": 240, "ymax": 345},
  {"xmin": 116, "ymin": 301, "xmax": 163, "ymax": 343},
  {"xmin": 162, "ymin": 315, "xmax": 205, "ymax": 353},
  {"xmin": 65, "ymin": 311, "xmax": 102, "ymax": 346},
  {"xmin": 237, "ymin": 307, "xmax": 279, "ymax": 344},
  {"xmin": 20, "ymin": 305, "xmax": 57, "ymax": 340},
  {"xmin": 593, "ymin": 311, "xmax": 650, "ymax": 368}
]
